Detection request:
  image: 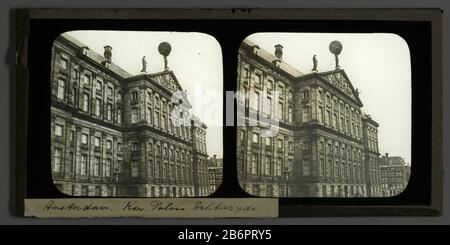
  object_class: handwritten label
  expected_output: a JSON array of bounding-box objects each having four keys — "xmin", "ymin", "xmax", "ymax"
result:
[{"xmin": 25, "ymin": 198, "xmax": 278, "ymax": 218}]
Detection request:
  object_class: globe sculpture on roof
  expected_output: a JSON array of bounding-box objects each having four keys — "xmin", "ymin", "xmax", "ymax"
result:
[
  {"xmin": 158, "ymin": 42, "xmax": 172, "ymax": 71},
  {"xmin": 329, "ymin": 40, "xmax": 343, "ymax": 70}
]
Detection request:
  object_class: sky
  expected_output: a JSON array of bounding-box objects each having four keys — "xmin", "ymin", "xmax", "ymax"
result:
[
  {"xmin": 247, "ymin": 33, "xmax": 411, "ymax": 164},
  {"xmin": 66, "ymin": 31, "xmax": 224, "ymax": 158}
]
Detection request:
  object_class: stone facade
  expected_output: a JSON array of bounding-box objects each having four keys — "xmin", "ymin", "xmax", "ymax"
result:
[
  {"xmin": 237, "ymin": 38, "xmax": 382, "ymax": 197},
  {"xmin": 379, "ymin": 154, "xmax": 411, "ymax": 196},
  {"xmin": 51, "ymin": 33, "xmax": 210, "ymax": 197}
]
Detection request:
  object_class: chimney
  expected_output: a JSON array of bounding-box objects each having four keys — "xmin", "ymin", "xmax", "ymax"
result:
[
  {"xmin": 274, "ymin": 44, "xmax": 283, "ymax": 60},
  {"xmin": 103, "ymin": 45, "xmax": 112, "ymax": 62},
  {"xmin": 213, "ymin": 154, "xmax": 217, "ymax": 159},
  {"xmin": 385, "ymin": 153, "xmax": 389, "ymax": 158}
]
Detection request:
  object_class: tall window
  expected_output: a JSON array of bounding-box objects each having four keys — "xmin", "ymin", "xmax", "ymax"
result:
[
  {"xmin": 105, "ymin": 159, "xmax": 111, "ymax": 177},
  {"xmin": 278, "ymin": 102, "xmax": 284, "ymax": 120},
  {"xmin": 53, "ymin": 148, "xmax": 62, "ymax": 172},
  {"xmin": 251, "ymin": 91, "xmax": 259, "ymax": 111},
  {"xmin": 276, "ymin": 157, "xmax": 282, "ymax": 176},
  {"xmin": 60, "ymin": 58, "xmax": 68, "ymax": 69},
  {"xmin": 81, "ymin": 134, "xmax": 88, "ymax": 145},
  {"xmin": 288, "ymin": 106, "xmax": 293, "ymax": 123},
  {"xmin": 131, "ymin": 108, "xmax": 138, "ymax": 124},
  {"xmin": 94, "ymin": 156, "xmax": 100, "ymax": 176},
  {"xmin": 265, "ymin": 156, "xmax": 271, "ymax": 175},
  {"xmin": 254, "ymin": 74, "xmax": 262, "ymax": 86},
  {"xmin": 106, "ymin": 140, "xmax": 112, "ymax": 150},
  {"xmin": 333, "ymin": 113, "xmax": 337, "ymax": 129},
  {"xmin": 94, "ymin": 137, "xmax": 100, "ymax": 148},
  {"xmin": 96, "ymin": 81, "xmax": 102, "ymax": 92},
  {"xmin": 278, "ymin": 139, "xmax": 283, "ymax": 149},
  {"xmin": 267, "ymin": 79, "xmax": 273, "ymax": 90},
  {"xmin": 154, "ymin": 111, "xmax": 160, "ymax": 128},
  {"xmin": 278, "ymin": 85, "xmax": 284, "ymax": 97},
  {"xmin": 57, "ymin": 79, "xmax": 65, "ymax": 100},
  {"xmin": 80, "ymin": 154, "xmax": 87, "ymax": 175},
  {"xmin": 83, "ymin": 74, "xmax": 90, "ymax": 87},
  {"xmin": 302, "ymin": 106, "xmax": 310, "ymax": 123},
  {"xmin": 265, "ymin": 137, "xmax": 271, "ymax": 146},
  {"xmin": 251, "ymin": 154, "xmax": 258, "ymax": 174},
  {"xmin": 107, "ymin": 103, "xmax": 112, "ymax": 120},
  {"xmin": 302, "ymin": 159, "xmax": 310, "ymax": 176},
  {"xmin": 131, "ymin": 142, "xmax": 138, "ymax": 151},
  {"xmin": 267, "ymin": 97, "xmax": 272, "ymax": 116},
  {"xmin": 107, "ymin": 86, "xmax": 113, "ymax": 97},
  {"xmin": 95, "ymin": 98, "xmax": 101, "ymax": 116},
  {"xmin": 117, "ymin": 109, "xmax": 122, "ymax": 123},
  {"xmin": 82, "ymin": 93, "xmax": 89, "ymax": 112},
  {"xmin": 131, "ymin": 162, "xmax": 139, "ymax": 178},
  {"xmin": 132, "ymin": 91, "xmax": 138, "ymax": 100},
  {"xmin": 318, "ymin": 106, "xmax": 323, "ymax": 123},
  {"xmin": 252, "ymin": 133, "xmax": 259, "ymax": 144},
  {"xmin": 303, "ymin": 90, "xmax": 309, "ymax": 99},
  {"xmin": 161, "ymin": 115, "xmax": 166, "ymax": 131},
  {"xmin": 55, "ymin": 124, "xmax": 63, "ymax": 137},
  {"xmin": 147, "ymin": 107, "xmax": 152, "ymax": 124}
]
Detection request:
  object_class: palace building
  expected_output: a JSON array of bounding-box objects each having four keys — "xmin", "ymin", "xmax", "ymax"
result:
[
  {"xmin": 51, "ymin": 33, "xmax": 210, "ymax": 197},
  {"xmin": 237, "ymin": 38, "xmax": 381, "ymax": 197}
]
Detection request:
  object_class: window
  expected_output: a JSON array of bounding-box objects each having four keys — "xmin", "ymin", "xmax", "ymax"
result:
[
  {"xmin": 302, "ymin": 141, "xmax": 310, "ymax": 150},
  {"xmin": 147, "ymin": 91, "xmax": 153, "ymax": 104},
  {"xmin": 302, "ymin": 106, "xmax": 310, "ymax": 123},
  {"xmin": 161, "ymin": 115, "xmax": 166, "ymax": 131},
  {"xmin": 251, "ymin": 91, "xmax": 260, "ymax": 111},
  {"xmin": 252, "ymin": 133, "xmax": 259, "ymax": 144},
  {"xmin": 255, "ymin": 73, "xmax": 262, "ymax": 86},
  {"xmin": 80, "ymin": 154, "xmax": 87, "ymax": 175},
  {"xmin": 69, "ymin": 131, "xmax": 74, "ymax": 141},
  {"xmin": 278, "ymin": 139, "xmax": 283, "ymax": 149},
  {"xmin": 81, "ymin": 134, "xmax": 88, "ymax": 145},
  {"xmin": 105, "ymin": 159, "xmax": 111, "ymax": 177},
  {"xmin": 326, "ymin": 110, "xmax": 331, "ymax": 126},
  {"xmin": 278, "ymin": 102, "xmax": 284, "ymax": 120},
  {"xmin": 81, "ymin": 186, "xmax": 89, "ymax": 196},
  {"xmin": 276, "ymin": 157, "xmax": 282, "ymax": 176},
  {"xmin": 94, "ymin": 156, "xmax": 100, "ymax": 176},
  {"xmin": 131, "ymin": 162, "xmax": 139, "ymax": 178},
  {"xmin": 131, "ymin": 142, "xmax": 138, "ymax": 151},
  {"xmin": 131, "ymin": 108, "xmax": 138, "ymax": 124},
  {"xmin": 60, "ymin": 58, "xmax": 68, "ymax": 69},
  {"xmin": 132, "ymin": 91, "xmax": 138, "ymax": 100},
  {"xmin": 95, "ymin": 98, "xmax": 101, "ymax": 116},
  {"xmin": 107, "ymin": 86, "xmax": 113, "ymax": 97},
  {"xmin": 303, "ymin": 90, "xmax": 309, "ymax": 99},
  {"xmin": 117, "ymin": 142, "xmax": 122, "ymax": 152},
  {"xmin": 96, "ymin": 81, "xmax": 102, "ymax": 91},
  {"xmin": 265, "ymin": 137, "xmax": 271, "ymax": 146},
  {"xmin": 53, "ymin": 148, "xmax": 62, "ymax": 172},
  {"xmin": 82, "ymin": 93, "xmax": 89, "ymax": 112},
  {"xmin": 318, "ymin": 106, "xmax": 323, "ymax": 123},
  {"xmin": 333, "ymin": 113, "xmax": 338, "ymax": 129},
  {"xmin": 94, "ymin": 137, "xmax": 100, "ymax": 147},
  {"xmin": 288, "ymin": 106, "xmax": 293, "ymax": 123},
  {"xmin": 267, "ymin": 97, "xmax": 272, "ymax": 116},
  {"xmin": 83, "ymin": 74, "xmax": 90, "ymax": 86},
  {"xmin": 57, "ymin": 79, "xmax": 65, "ymax": 100},
  {"xmin": 267, "ymin": 79, "xmax": 273, "ymax": 90},
  {"xmin": 117, "ymin": 109, "xmax": 122, "ymax": 123},
  {"xmin": 147, "ymin": 107, "xmax": 152, "ymax": 124},
  {"xmin": 278, "ymin": 85, "xmax": 284, "ymax": 97},
  {"xmin": 107, "ymin": 103, "xmax": 112, "ymax": 120},
  {"xmin": 55, "ymin": 124, "xmax": 63, "ymax": 137},
  {"xmin": 265, "ymin": 156, "xmax": 271, "ymax": 175},
  {"xmin": 106, "ymin": 140, "xmax": 112, "ymax": 150},
  {"xmin": 251, "ymin": 154, "xmax": 258, "ymax": 174},
  {"xmin": 155, "ymin": 111, "xmax": 160, "ymax": 128},
  {"xmin": 302, "ymin": 159, "xmax": 311, "ymax": 176}
]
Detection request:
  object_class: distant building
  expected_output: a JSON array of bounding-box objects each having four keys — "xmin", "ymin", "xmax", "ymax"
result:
[
  {"xmin": 207, "ymin": 155, "xmax": 223, "ymax": 193},
  {"xmin": 379, "ymin": 153, "xmax": 411, "ymax": 196}
]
